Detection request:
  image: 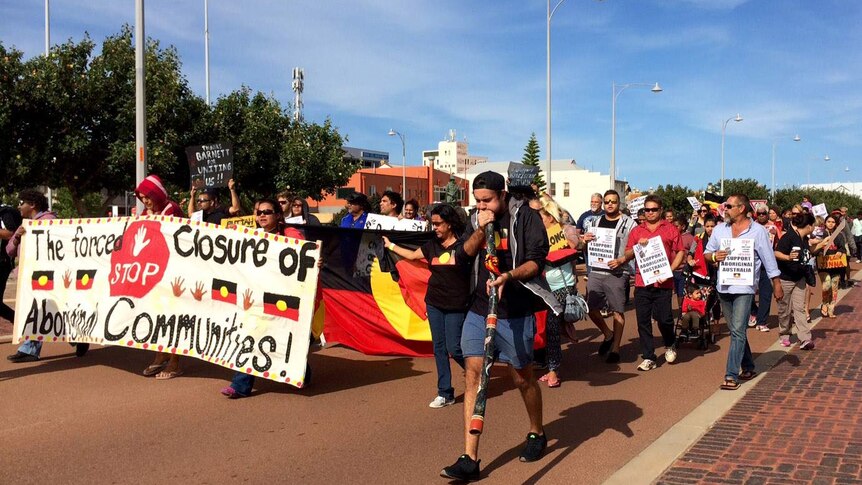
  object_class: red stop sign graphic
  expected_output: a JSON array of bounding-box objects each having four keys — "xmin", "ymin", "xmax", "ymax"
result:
[{"xmin": 109, "ymin": 220, "xmax": 170, "ymax": 298}]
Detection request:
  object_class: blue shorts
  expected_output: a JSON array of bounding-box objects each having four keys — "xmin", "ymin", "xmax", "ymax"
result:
[{"xmin": 461, "ymin": 311, "xmax": 536, "ymax": 369}]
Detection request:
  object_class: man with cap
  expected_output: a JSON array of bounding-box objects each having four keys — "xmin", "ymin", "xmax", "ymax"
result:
[
  {"xmin": 440, "ymin": 171, "xmax": 562, "ymax": 481},
  {"xmin": 340, "ymin": 193, "xmax": 370, "ymax": 229}
]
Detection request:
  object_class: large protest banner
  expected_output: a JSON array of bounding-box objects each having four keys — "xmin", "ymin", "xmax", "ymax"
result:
[{"xmin": 14, "ymin": 216, "xmax": 320, "ymax": 387}]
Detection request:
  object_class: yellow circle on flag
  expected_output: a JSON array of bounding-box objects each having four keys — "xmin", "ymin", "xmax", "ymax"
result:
[
  {"xmin": 494, "ymin": 232, "xmax": 501, "ymax": 248},
  {"xmin": 82, "ymin": 274, "xmax": 90, "ymax": 286},
  {"xmin": 276, "ymin": 300, "xmax": 287, "ymax": 312},
  {"xmin": 220, "ymin": 286, "xmax": 228, "ymax": 298},
  {"xmin": 439, "ymin": 252, "xmax": 451, "ymax": 264},
  {"xmin": 38, "ymin": 275, "xmax": 48, "ymax": 286}
]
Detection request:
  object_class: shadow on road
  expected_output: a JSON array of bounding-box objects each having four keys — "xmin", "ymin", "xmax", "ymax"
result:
[{"xmin": 480, "ymin": 399, "xmax": 644, "ymax": 483}]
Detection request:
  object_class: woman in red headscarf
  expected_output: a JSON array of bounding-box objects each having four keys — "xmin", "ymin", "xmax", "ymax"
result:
[{"xmin": 136, "ymin": 175, "xmax": 186, "ymax": 379}]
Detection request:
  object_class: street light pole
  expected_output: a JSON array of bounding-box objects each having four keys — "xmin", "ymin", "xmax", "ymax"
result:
[
  {"xmin": 135, "ymin": 0, "xmax": 148, "ymax": 214},
  {"xmin": 611, "ymin": 81, "xmax": 662, "ymax": 190},
  {"xmin": 546, "ymin": 0, "xmax": 567, "ymax": 194},
  {"xmin": 204, "ymin": 0, "xmax": 210, "ymax": 105},
  {"xmin": 720, "ymin": 113, "xmax": 743, "ymax": 196},
  {"xmin": 388, "ymin": 129, "xmax": 406, "ymax": 197},
  {"xmin": 771, "ymin": 134, "xmax": 801, "ymax": 200}
]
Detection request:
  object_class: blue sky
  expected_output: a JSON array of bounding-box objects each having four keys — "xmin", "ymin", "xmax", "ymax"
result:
[{"xmin": 2, "ymin": 0, "xmax": 860, "ymax": 191}]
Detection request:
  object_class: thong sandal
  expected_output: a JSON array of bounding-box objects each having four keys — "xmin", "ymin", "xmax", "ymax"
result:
[
  {"xmin": 142, "ymin": 361, "xmax": 169, "ymax": 377},
  {"xmin": 739, "ymin": 370, "xmax": 758, "ymax": 381},
  {"xmin": 720, "ymin": 379, "xmax": 740, "ymax": 390},
  {"xmin": 155, "ymin": 369, "xmax": 183, "ymax": 380}
]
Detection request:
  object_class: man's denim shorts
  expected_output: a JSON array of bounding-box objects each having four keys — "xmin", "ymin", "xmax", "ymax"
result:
[{"xmin": 461, "ymin": 311, "xmax": 536, "ymax": 369}]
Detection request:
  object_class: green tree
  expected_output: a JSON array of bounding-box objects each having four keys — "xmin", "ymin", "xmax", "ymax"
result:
[
  {"xmin": 3, "ymin": 27, "xmax": 205, "ymax": 215},
  {"xmin": 714, "ymin": 178, "xmax": 769, "ymax": 202},
  {"xmin": 775, "ymin": 187, "xmax": 862, "ymax": 214},
  {"xmin": 0, "ymin": 44, "xmax": 25, "ymax": 195},
  {"xmin": 521, "ymin": 132, "xmax": 545, "ymax": 192},
  {"xmin": 278, "ymin": 118, "xmax": 357, "ymax": 201},
  {"xmin": 652, "ymin": 184, "xmax": 694, "ymax": 216}
]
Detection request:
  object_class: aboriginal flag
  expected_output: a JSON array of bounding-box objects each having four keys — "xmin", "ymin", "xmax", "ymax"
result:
[
  {"xmin": 76, "ymin": 270, "xmax": 97, "ymax": 290},
  {"xmin": 263, "ymin": 292, "xmax": 300, "ymax": 320},
  {"xmin": 31, "ymin": 271, "xmax": 54, "ymax": 291},
  {"xmin": 211, "ymin": 278, "xmax": 237, "ymax": 304}
]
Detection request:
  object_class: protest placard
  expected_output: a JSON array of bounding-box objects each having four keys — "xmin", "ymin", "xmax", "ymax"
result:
[
  {"xmin": 587, "ymin": 227, "xmax": 616, "ymax": 270},
  {"xmin": 186, "ymin": 142, "xmax": 234, "ymax": 189},
  {"xmin": 507, "ymin": 162, "xmax": 539, "ymax": 189},
  {"xmin": 811, "ymin": 203, "xmax": 828, "ymax": 218},
  {"xmin": 220, "ymin": 215, "xmax": 256, "ymax": 229},
  {"xmin": 686, "ymin": 197, "xmax": 701, "ymax": 211},
  {"xmin": 394, "ymin": 218, "xmax": 427, "ymax": 232},
  {"xmin": 364, "ymin": 213, "xmax": 398, "ymax": 230},
  {"xmin": 14, "ymin": 216, "xmax": 320, "ymax": 387},
  {"xmin": 717, "ymin": 237, "xmax": 754, "ymax": 286},
  {"xmin": 633, "ymin": 236, "xmax": 673, "ymax": 285},
  {"xmin": 546, "ymin": 223, "xmax": 568, "ymax": 252},
  {"xmin": 628, "ymin": 196, "xmax": 646, "ymax": 215},
  {"xmin": 285, "ymin": 216, "xmax": 304, "ymax": 224},
  {"xmin": 190, "ymin": 210, "xmax": 204, "ymax": 222}
]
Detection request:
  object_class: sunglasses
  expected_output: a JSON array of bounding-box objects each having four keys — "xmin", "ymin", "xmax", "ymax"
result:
[
  {"xmin": 643, "ymin": 207, "xmax": 660, "ymax": 213},
  {"xmin": 699, "ymin": 208, "xmax": 708, "ymax": 212},
  {"xmin": 292, "ymin": 203, "xmax": 303, "ymax": 208},
  {"xmin": 756, "ymin": 212, "xmax": 767, "ymax": 215},
  {"xmin": 196, "ymin": 199, "xmax": 211, "ymax": 204},
  {"xmin": 256, "ymin": 209, "xmax": 276, "ymax": 216},
  {"xmin": 278, "ymin": 200, "xmax": 289, "ymax": 205},
  {"xmin": 723, "ymin": 203, "xmax": 740, "ymax": 209},
  {"xmin": 603, "ymin": 200, "xmax": 619, "ymax": 204}
]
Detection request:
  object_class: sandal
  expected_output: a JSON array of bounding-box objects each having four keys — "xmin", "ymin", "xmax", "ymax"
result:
[
  {"xmin": 538, "ymin": 373, "xmax": 550, "ymax": 382},
  {"xmin": 155, "ymin": 369, "xmax": 184, "ymax": 380},
  {"xmin": 547, "ymin": 376, "xmax": 561, "ymax": 388},
  {"xmin": 720, "ymin": 379, "xmax": 740, "ymax": 390},
  {"xmin": 739, "ymin": 370, "xmax": 757, "ymax": 381},
  {"xmin": 142, "ymin": 361, "xmax": 169, "ymax": 377}
]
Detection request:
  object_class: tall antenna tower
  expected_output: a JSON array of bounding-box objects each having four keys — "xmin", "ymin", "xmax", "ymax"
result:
[{"xmin": 292, "ymin": 67, "xmax": 304, "ymax": 122}]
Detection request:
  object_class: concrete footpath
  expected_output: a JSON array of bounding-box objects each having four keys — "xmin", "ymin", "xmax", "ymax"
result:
[{"xmin": 608, "ymin": 276, "xmax": 862, "ymax": 485}]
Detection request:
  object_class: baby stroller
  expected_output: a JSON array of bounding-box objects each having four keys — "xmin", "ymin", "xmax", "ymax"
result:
[{"xmin": 675, "ymin": 270, "xmax": 722, "ymax": 350}]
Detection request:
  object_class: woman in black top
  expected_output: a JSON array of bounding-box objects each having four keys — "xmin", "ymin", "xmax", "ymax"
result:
[
  {"xmin": 383, "ymin": 204, "xmax": 472, "ymax": 409},
  {"xmin": 774, "ymin": 213, "xmax": 816, "ymax": 349}
]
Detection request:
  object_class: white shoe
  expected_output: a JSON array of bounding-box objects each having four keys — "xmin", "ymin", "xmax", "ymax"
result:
[
  {"xmin": 429, "ymin": 396, "xmax": 455, "ymax": 409},
  {"xmin": 757, "ymin": 324, "xmax": 770, "ymax": 332},
  {"xmin": 637, "ymin": 359, "xmax": 657, "ymax": 371},
  {"xmin": 747, "ymin": 315, "xmax": 757, "ymax": 327},
  {"xmin": 665, "ymin": 347, "xmax": 677, "ymax": 364}
]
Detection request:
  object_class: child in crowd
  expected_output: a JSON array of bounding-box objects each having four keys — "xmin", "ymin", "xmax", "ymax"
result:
[{"xmin": 679, "ymin": 284, "xmax": 706, "ymax": 337}]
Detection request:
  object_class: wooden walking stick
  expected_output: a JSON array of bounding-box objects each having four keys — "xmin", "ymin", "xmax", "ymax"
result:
[{"xmin": 470, "ymin": 223, "xmax": 500, "ymax": 435}]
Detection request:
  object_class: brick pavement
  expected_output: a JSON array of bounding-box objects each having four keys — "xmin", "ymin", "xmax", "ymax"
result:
[{"xmin": 657, "ymin": 285, "xmax": 862, "ymax": 485}]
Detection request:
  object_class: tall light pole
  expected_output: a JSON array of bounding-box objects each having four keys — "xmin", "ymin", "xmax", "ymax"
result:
[
  {"xmin": 720, "ymin": 113, "xmax": 743, "ymax": 196},
  {"xmin": 546, "ymin": 0, "xmax": 568, "ymax": 194},
  {"xmin": 204, "ymin": 0, "xmax": 210, "ymax": 105},
  {"xmin": 45, "ymin": 0, "xmax": 52, "ymax": 209},
  {"xmin": 388, "ymin": 129, "xmax": 406, "ymax": 197},
  {"xmin": 135, "ymin": 0, "xmax": 147, "ymax": 213},
  {"xmin": 771, "ymin": 134, "xmax": 801, "ymax": 200},
  {"xmin": 611, "ymin": 81, "xmax": 662, "ymax": 190}
]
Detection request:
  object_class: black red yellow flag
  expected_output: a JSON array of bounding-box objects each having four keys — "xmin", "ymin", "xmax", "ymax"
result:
[
  {"xmin": 31, "ymin": 271, "xmax": 54, "ymax": 291},
  {"xmin": 211, "ymin": 278, "xmax": 238, "ymax": 304},
  {"xmin": 76, "ymin": 270, "xmax": 97, "ymax": 290},
  {"xmin": 263, "ymin": 292, "xmax": 300, "ymax": 320}
]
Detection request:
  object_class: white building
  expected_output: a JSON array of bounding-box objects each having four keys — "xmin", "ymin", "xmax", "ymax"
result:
[
  {"xmin": 801, "ymin": 182, "xmax": 862, "ymax": 199},
  {"xmin": 464, "ymin": 159, "xmax": 622, "ymax": 219},
  {"xmin": 422, "ymin": 129, "xmax": 488, "ymax": 176}
]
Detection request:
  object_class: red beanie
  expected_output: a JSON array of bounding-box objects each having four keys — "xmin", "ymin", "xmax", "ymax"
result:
[{"xmin": 135, "ymin": 175, "xmax": 168, "ymax": 208}]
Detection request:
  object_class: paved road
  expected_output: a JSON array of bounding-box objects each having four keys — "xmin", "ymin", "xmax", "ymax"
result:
[{"xmin": 0, "ymin": 267, "xmax": 856, "ymax": 484}]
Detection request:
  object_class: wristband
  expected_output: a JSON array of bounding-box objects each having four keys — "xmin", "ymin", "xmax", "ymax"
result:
[
  {"xmin": 711, "ymin": 253, "xmax": 716, "ymax": 263},
  {"xmin": 505, "ymin": 271, "xmax": 514, "ymax": 281},
  {"xmin": 388, "ymin": 243, "xmax": 396, "ymax": 250}
]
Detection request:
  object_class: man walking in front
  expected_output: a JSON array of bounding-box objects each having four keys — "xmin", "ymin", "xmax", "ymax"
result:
[
  {"xmin": 440, "ymin": 171, "xmax": 561, "ymax": 481},
  {"xmin": 704, "ymin": 194, "xmax": 783, "ymax": 390},
  {"xmin": 624, "ymin": 195, "xmax": 685, "ymax": 371}
]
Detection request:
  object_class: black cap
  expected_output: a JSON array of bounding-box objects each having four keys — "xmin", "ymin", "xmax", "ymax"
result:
[
  {"xmin": 472, "ymin": 171, "xmax": 506, "ymax": 192},
  {"xmin": 346, "ymin": 192, "xmax": 369, "ymax": 205}
]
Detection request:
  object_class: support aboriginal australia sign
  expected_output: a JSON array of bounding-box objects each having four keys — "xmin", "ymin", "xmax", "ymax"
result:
[
  {"xmin": 14, "ymin": 216, "xmax": 320, "ymax": 387},
  {"xmin": 186, "ymin": 141, "xmax": 233, "ymax": 189}
]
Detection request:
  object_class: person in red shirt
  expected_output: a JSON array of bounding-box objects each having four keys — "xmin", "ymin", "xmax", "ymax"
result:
[{"xmin": 622, "ymin": 195, "xmax": 685, "ymax": 371}]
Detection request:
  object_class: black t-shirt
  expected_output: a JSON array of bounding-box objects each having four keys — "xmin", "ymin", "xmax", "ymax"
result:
[
  {"xmin": 421, "ymin": 239, "xmax": 472, "ymax": 312},
  {"xmin": 458, "ymin": 210, "xmax": 548, "ymax": 319},
  {"xmin": 776, "ymin": 229, "xmax": 810, "ymax": 282},
  {"xmin": 0, "ymin": 205, "xmax": 23, "ymax": 265},
  {"xmin": 204, "ymin": 206, "xmax": 230, "ymax": 225}
]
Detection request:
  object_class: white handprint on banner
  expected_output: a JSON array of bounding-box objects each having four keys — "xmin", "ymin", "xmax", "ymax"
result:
[{"xmin": 133, "ymin": 226, "xmax": 150, "ymax": 257}]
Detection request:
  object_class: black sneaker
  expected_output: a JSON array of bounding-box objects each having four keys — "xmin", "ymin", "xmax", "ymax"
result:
[
  {"xmin": 605, "ymin": 351, "xmax": 620, "ymax": 364},
  {"xmin": 75, "ymin": 343, "xmax": 90, "ymax": 357},
  {"xmin": 519, "ymin": 432, "xmax": 547, "ymax": 462},
  {"xmin": 598, "ymin": 334, "xmax": 614, "ymax": 356},
  {"xmin": 440, "ymin": 454, "xmax": 480, "ymax": 481},
  {"xmin": 8, "ymin": 352, "xmax": 39, "ymax": 363}
]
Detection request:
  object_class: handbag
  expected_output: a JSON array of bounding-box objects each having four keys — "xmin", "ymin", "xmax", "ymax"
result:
[{"xmin": 563, "ymin": 289, "xmax": 589, "ymax": 323}]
